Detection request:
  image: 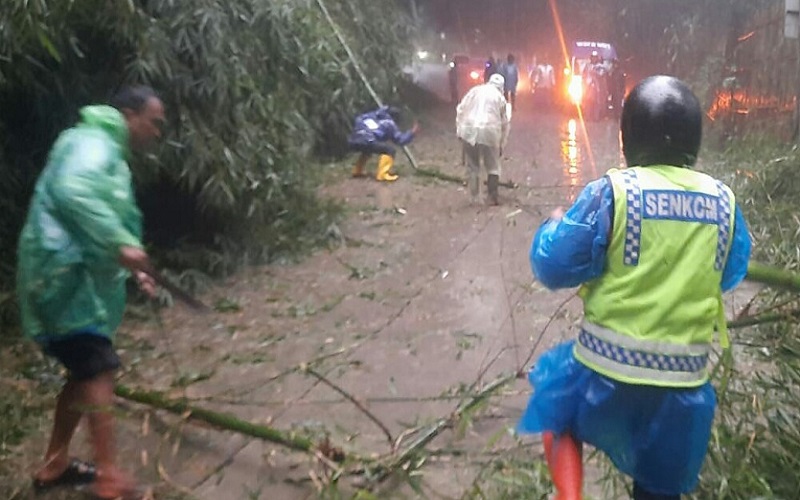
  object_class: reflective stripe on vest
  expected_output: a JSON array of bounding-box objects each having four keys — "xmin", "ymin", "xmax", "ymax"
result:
[
  {"xmin": 574, "ymin": 321, "xmax": 710, "ymax": 386},
  {"xmin": 620, "ymin": 169, "xmax": 642, "ymax": 266}
]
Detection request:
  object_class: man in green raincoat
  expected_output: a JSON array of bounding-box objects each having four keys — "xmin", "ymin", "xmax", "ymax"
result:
[{"xmin": 17, "ymin": 85, "xmax": 165, "ymax": 499}]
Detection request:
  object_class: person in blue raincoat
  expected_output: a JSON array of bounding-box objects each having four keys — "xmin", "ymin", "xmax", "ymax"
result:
[
  {"xmin": 18, "ymin": 85, "xmax": 165, "ymax": 500},
  {"xmin": 517, "ymin": 76, "xmax": 752, "ymax": 500},
  {"xmin": 500, "ymin": 53, "xmax": 519, "ymax": 109},
  {"xmin": 347, "ymin": 105, "xmax": 418, "ymax": 182}
]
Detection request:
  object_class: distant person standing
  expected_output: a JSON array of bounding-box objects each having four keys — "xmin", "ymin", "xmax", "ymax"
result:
[
  {"xmin": 348, "ymin": 105, "xmax": 418, "ymax": 182},
  {"xmin": 502, "ymin": 53, "xmax": 519, "ymax": 108},
  {"xmin": 456, "ymin": 73, "xmax": 510, "ymax": 206},
  {"xmin": 448, "ymin": 58, "xmax": 460, "ymax": 104},
  {"xmin": 609, "ymin": 58, "xmax": 627, "ymax": 115},
  {"xmin": 484, "ymin": 55, "xmax": 498, "ymax": 83},
  {"xmin": 535, "ymin": 59, "xmax": 556, "ymax": 107}
]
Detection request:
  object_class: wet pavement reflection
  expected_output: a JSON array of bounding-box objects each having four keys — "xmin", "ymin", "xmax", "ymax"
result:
[{"xmin": 560, "ymin": 118, "xmax": 583, "ymax": 203}]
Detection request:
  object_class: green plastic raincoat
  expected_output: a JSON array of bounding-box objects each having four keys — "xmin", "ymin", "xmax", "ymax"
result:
[{"xmin": 16, "ymin": 105, "xmax": 142, "ymax": 342}]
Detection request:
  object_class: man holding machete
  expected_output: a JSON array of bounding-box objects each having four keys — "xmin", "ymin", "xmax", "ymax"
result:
[{"xmin": 17, "ymin": 85, "xmax": 165, "ymax": 500}]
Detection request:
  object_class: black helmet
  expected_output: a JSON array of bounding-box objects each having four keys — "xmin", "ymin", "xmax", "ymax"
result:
[{"xmin": 621, "ymin": 75, "xmax": 702, "ymax": 168}]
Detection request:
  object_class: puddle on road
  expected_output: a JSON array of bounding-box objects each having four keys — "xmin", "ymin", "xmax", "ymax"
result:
[{"xmin": 560, "ymin": 118, "xmax": 584, "ymax": 203}]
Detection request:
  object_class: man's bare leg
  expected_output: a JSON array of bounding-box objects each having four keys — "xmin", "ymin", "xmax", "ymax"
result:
[
  {"xmin": 82, "ymin": 371, "xmax": 136, "ymax": 498},
  {"xmin": 34, "ymin": 379, "xmax": 83, "ymax": 481}
]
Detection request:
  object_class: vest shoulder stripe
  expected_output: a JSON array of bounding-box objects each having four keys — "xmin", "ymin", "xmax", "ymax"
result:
[
  {"xmin": 620, "ymin": 170, "xmax": 641, "ymax": 266},
  {"xmin": 714, "ymin": 180, "xmax": 733, "ymax": 271}
]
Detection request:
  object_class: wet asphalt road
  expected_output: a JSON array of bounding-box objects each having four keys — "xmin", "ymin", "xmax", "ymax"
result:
[{"xmin": 111, "ymin": 65, "xmax": 641, "ymax": 499}]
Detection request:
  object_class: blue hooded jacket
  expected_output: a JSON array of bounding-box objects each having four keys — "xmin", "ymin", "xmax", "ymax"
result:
[{"xmin": 347, "ymin": 106, "xmax": 414, "ymax": 147}]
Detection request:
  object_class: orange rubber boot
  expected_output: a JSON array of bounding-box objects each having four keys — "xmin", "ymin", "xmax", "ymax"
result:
[{"xmin": 543, "ymin": 431, "xmax": 583, "ymax": 500}]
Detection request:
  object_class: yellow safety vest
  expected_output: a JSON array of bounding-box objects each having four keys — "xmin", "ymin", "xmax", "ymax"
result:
[{"xmin": 575, "ymin": 165, "xmax": 735, "ymax": 387}]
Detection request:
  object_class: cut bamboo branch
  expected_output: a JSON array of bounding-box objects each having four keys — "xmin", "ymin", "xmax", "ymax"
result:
[
  {"xmin": 374, "ymin": 373, "xmax": 514, "ymax": 482},
  {"xmin": 728, "ymin": 309, "xmax": 800, "ymax": 329},
  {"xmin": 746, "ymin": 261, "xmax": 800, "ymax": 293},
  {"xmin": 115, "ymin": 385, "xmax": 314, "ymax": 453}
]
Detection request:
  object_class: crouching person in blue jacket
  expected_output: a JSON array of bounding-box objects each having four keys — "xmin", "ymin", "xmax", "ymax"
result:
[{"xmin": 347, "ymin": 105, "xmax": 418, "ymax": 182}]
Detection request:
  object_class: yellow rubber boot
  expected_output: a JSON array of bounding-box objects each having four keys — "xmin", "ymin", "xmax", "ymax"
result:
[
  {"xmin": 375, "ymin": 154, "xmax": 398, "ymax": 182},
  {"xmin": 352, "ymin": 153, "xmax": 369, "ymax": 178}
]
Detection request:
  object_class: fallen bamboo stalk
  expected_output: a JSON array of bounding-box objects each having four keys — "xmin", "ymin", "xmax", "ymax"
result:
[
  {"xmin": 413, "ymin": 167, "xmax": 518, "ymax": 189},
  {"xmin": 114, "ymin": 385, "xmax": 315, "ymax": 454},
  {"xmin": 746, "ymin": 261, "xmax": 800, "ymax": 293},
  {"xmin": 728, "ymin": 309, "xmax": 800, "ymax": 329}
]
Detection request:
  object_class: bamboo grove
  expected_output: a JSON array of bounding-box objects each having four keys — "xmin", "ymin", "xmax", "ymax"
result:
[{"xmin": 0, "ymin": 0, "xmax": 416, "ymax": 327}]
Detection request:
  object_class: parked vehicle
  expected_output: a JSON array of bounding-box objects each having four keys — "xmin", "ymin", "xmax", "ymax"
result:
[
  {"xmin": 560, "ymin": 41, "xmax": 625, "ymax": 120},
  {"xmin": 448, "ymin": 54, "xmax": 487, "ymax": 103}
]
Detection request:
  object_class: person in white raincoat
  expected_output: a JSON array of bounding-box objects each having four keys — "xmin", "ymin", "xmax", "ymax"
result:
[{"xmin": 456, "ymin": 73, "xmax": 510, "ymax": 205}]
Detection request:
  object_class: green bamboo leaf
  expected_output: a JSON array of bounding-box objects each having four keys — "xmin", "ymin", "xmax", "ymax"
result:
[{"xmin": 35, "ymin": 25, "xmax": 60, "ymax": 63}]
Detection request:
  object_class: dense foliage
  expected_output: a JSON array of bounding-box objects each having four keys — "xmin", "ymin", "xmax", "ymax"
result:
[
  {"xmin": 0, "ymin": 0, "xmax": 416, "ymax": 328},
  {"xmin": 693, "ymin": 142, "xmax": 800, "ymax": 499}
]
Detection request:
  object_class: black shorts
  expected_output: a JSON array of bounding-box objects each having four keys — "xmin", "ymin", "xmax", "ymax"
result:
[
  {"xmin": 41, "ymin": 333, "xmax": 122, "ymax": 381},
  {"xmin": 347, "ymin": 141, "xmax": 396, "ymax": 157}
]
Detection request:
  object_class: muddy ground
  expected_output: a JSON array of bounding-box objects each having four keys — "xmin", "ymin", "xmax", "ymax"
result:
[{"xmin": 19, "ymin": 91, "xmax": 758, "ymax": 500}]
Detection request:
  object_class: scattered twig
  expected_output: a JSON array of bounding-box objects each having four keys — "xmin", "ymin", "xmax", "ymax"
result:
[
  {"xmin": 738, "ymin": 294, "xmax": 800, "ymax": 320},
  {"xmin": 157, "ymin": 460, "xmax": 192, "ymax": 497},
  {"xmin": 304, "ymin": 366, "xmax": 394, "ymax": 446},
  {"xmin": 373, "ymin": 373, "xmax": 514, "ymax": 483},
  {"xmin": 190, "ymin": 437, "xmax": 251, "ymax": 490},
  {"xmin": 214, "ymin": 347, "xmax": 349, "ymax": 401},
  {"xmin": 184, "ymin": 392, "xmax": 476, "ymax": 407},
  {"xmin": 518, "ymin": 290, "xmax": 578, "ymax": 375},
  {"xmin": 498, "ymin": 213, "xmax": 521, "ymax": 370}
]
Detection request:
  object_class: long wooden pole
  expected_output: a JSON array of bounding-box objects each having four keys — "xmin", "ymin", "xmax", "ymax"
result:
[{"xmin": 315, "ymin": 0, "xmax": 420, "ymax": 170}]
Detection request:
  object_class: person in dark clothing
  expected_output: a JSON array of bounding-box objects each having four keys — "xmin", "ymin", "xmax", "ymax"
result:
[
  {"xmin": 608, "ymin": 58, "xmax": 627, "ymax": 115},
  {"xmin": 484, "ymin": 55, "xmax": 498, "ymax": 83},
  {"xmin": 501, "ymin": 53, "xmax": 519, "ymax": 109},
  {"xmin": 448, "ymin": 59, "xmax": 460, "ymax": 104},
  {"xmin": 347, "ymin": 106, "xmax": 418, "ymax": 182}
]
